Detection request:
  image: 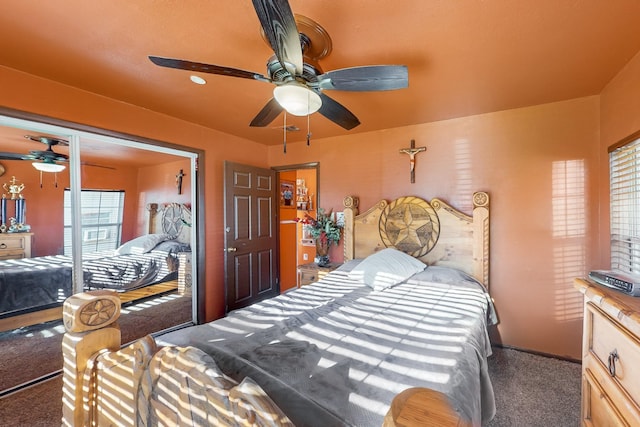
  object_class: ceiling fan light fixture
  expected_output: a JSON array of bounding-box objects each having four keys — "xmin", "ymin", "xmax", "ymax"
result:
[
  {"xmin": 273, "ymin": 83, "xmax": 321, "ymax": 116},
  {"xmin": 32, "ymin": 162, "xmax": 66, "ymax": 173},
  {"xmin": 189, "ymin": 75, "xmax": 206, "ymax": 85}
]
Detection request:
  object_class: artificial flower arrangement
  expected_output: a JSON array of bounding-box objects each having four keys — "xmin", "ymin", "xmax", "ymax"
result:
[{"xmin": 296, "ymin": 208, "xmax": 342, "ymax": 266}]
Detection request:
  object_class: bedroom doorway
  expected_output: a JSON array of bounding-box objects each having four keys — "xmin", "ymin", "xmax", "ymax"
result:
[{"xmin": 273, "ymin": 163, "xmax": 319, "ymax": 292}]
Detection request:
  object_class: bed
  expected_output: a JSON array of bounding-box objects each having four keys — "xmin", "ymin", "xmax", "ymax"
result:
[
  {"xmin": 0, "ymin": 202, "xmax": 191, "ymax": 320},
  {"xmin": 61, "ymin": 193, "xmax": 495, "ymax": 427}
]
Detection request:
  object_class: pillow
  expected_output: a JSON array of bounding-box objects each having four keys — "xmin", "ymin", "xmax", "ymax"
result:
[
  {"xmin": 229, "ymin": 376, "xmax": 295, "ymax": 427},
  {"xmin": 151, "ymin": 240, "xmax": 191, "ymax": 255},
  {"xmin": 115, "ymin": 233, "xmax": 172, "ymax": 255},
  {"xmin": 348, "ymin": 248, "xmax": 426, "ymax": 290}
]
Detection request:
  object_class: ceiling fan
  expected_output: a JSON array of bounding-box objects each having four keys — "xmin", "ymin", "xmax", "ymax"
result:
[
  {"xmin": 149, "ymin": 0, "xmax": 409, "ymax": 130},
  {"xmin": 0, "ymin": 135, "xmax": 114, "ymax": 172},
  {"xmin": 0, "ymin": 136, "xmax": 69, "ymax": 173}
]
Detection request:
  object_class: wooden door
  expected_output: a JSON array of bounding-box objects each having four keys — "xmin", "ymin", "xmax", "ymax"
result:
[{"xmin": 224, "ymin": 161, "xmax": 279, "ymax": 312}]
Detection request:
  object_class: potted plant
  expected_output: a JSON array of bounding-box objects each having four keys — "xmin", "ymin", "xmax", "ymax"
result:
[{"xmin": 296, "ymin": 208, "xmax": 342, "ymax": 266}]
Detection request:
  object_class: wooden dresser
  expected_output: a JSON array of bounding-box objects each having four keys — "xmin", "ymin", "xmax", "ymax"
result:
[
  {"xmin": 298, "ymin": 262, "xmax": 341, "ymax": 286},
  {"xmin": 574, "ymin": 278, "xmax": 640, "ymax": 426},
  {"xmin": 0, "ymin": 232, "xmax": 32, "ymax": 260}
]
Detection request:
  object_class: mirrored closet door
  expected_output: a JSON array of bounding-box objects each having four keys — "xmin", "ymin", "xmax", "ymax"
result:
[{"xmin": 0, "ymin": 112, "xmax": 201, "ymax": 397}]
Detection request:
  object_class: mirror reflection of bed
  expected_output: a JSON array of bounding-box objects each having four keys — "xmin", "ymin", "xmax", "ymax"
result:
[
  {"xmin": 0, "ymin": 204, "xmax": 192, "ymax": 322},
  {"xmin": 0, "ymin": 125, "xmax": 194, "ymax": 328},
  {"xmin": 0, "ymin": 126, "xmax": 197, "ymax": 397}
]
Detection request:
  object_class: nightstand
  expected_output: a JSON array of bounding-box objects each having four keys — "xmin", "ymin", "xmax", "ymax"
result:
[
  {"xmin": 0, "ymin": 232, "xmax": 33, "ymax": 260},
  {"xmin": 177, "ymin": 251, "xmax": 192, "ymax": 295},
  {"xmin": 297, "ymin": 262, "xmax": 341, "ymax": 286}
]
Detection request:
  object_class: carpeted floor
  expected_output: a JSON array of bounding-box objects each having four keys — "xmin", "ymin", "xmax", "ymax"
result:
[
  {"xmin": 486, "ymin": 347, "xmax": 581, "ymax": 427},
  {"xmin": 0, "ymin": 344, "xmax": 581, "ymax": 426}
]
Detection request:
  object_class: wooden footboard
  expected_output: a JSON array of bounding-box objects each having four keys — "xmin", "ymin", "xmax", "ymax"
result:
[{"xmin": 61, "ymin": 290, "xmax": 294, "ymax": 427}]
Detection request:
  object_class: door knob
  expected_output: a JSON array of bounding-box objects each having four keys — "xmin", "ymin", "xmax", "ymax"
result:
[{"xmin": 225, "ymin": 247, "xmax": 237, "ymax": 253}]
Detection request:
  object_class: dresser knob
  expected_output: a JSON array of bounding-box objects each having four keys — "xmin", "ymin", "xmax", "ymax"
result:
[
  {"xmin": 608, "ymin": 349, "xmax": 619, "ymax": 377},
  {"xmin": 0, "ymin": 243, "xmax": 6, "ymax": 249}
]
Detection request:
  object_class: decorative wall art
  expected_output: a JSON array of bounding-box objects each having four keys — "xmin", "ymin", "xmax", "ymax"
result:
[
  {"xmin": 280, "ymin": 180, "xmax": 295, "ymax": 207},
  {"xmin": 399, "ymin": 139, "xmax": 427, "ymax": 183}
]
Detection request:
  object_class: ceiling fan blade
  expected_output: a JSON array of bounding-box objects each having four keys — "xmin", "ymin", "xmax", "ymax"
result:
[
  {"xmin": 0, "ymin": 152, "xmax": 32, "ymax": 161},
  {"xmin": 317, "ymin": 65, "xmax": 409, "ymax": 91},
  {"xmin": 81, "ymin": 161, "xmax": 116, "ymax": 170},
  {"xmin": 149, "ymin": 56, "xmax": 270, "ymax": 82},
  {"xmin": 25, "ymin": 135, "xmax": 69, "ymax": 146},
  {"xmin": 30, "ymin": 150, "xmax": 68, "ymax": 162},
  {"xmin": 318, "ymin": 93, "xmax": 360, "ymax": 130},
  {"xmin": 251, "ymin": 0, "xmax": 303, "ymax": 76},
  {"xmin": 250, "ymin": 98, "xmax": 284, "ymax": 127}
]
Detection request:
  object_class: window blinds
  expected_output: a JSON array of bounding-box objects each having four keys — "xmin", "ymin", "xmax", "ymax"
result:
[
  {"xmin": 63, "ymin": 190, "xmax": 125, "ymax": 255},
  {"xmin": 610, "ymin": 137, "xmax": 640, "ymax": 274}
]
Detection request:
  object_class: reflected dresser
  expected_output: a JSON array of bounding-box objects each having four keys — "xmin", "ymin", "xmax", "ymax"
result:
[{"xmin": 0, "ymin": 232, "xmax": 32, "ymax": 260}]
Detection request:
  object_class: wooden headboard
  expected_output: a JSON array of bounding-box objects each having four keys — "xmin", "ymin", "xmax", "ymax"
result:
[
  {"xmin": 146, "ymin": 202, "xmax": 191, "ymax": 244},
  {"xmin": 343, "ymin": 192, "xmax": 490, "ymax": 289}
]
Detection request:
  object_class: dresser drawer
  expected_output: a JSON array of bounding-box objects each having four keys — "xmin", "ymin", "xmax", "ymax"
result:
[
  {"xmin": 0, "ymin": 250, "xmax": 26, "ymax": 260},
  {"xmin": 0, "ymin": 235, "xmax": 28, "ymax": 251},
  {"xmin": 583, "ymin": 367, "xmax": 629, "ymax": 427},
  {"xmin": 299, "ymin": 270, "xmax": 318, "ymax": 286},
  {"xmin": 586, "ymin": 303, "xmax": 640, "ymax": 412},
  {"xmin": 297, "ymin": 262, "xmax": 342, "ymax": 287}
]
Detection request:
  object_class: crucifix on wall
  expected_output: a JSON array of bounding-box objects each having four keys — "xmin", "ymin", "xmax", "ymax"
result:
[
  {"xmin": 176, "ymin": 169, "xmax": 185, "ymax": 195},
  {"xmin": 399, "ymin": 139, "xmax": 426, "ymax": 183}
]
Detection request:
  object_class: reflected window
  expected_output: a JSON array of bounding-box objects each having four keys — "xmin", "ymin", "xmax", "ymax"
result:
[
  {"xmin": 63, "ymin": 189, "xmax": 125, "ymax": 255},
  {"xmin": 610, "ymin": 136, "xmax": 640, "ymax": 274}
]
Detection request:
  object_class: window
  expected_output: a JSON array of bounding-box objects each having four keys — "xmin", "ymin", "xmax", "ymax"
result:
[
  {"xmin": 63, "ymin": 190, "xmax": 125, "ymax": 255},
  {"xmin": 610, "ymin": 136, "xmax": 640, "ymax": 274}
]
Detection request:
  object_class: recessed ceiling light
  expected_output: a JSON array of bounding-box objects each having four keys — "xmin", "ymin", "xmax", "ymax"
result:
[{"xmin": 190, "ymin": 75, "xmax": 206, "ymax": 85}]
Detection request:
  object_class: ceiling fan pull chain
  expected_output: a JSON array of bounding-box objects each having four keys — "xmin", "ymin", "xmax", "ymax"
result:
[
  {"xmin": 307, "ymin": 109, "xmax": 311, "ymax": 146},
  {"xmin": 283, "ymin": 111, "xmax": 287, "ymax": 154},
  {"xmin": 39, "ymin": 171, "xmax": 43, "ymax": 188}
]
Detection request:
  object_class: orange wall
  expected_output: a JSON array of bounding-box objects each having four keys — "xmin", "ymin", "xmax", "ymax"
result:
[
  {"xmin": 4, "ymin": 155, "xmax": 190, "ymax": 257},
  {"xmin": 1, "ymin": 158, "xmax": 140, "ymax": 256},
  {"xmin": 269, "ymin": 96, "xmax": 601, "ymax": 360},
  {"xmin": 134, "ymin": 158, "xmax": 191, "ymax": 238},
  {"xmin": 0, "ymin": 66, "xmax": 269, "ymax": 322}
]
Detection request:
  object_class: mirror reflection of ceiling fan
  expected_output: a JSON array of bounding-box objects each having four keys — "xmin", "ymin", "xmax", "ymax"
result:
[
  {"xmin": 148, "ymin": 0, "xmax": 409, "ymax": 131},
  {"xmin": 0, "ymin": 135, "xmax": 114, "ymax": 173}
]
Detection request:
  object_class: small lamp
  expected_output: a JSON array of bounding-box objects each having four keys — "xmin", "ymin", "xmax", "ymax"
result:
[{"xmin": 273, "ymin": 83, "xmax": 322, "ymax": 116}]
